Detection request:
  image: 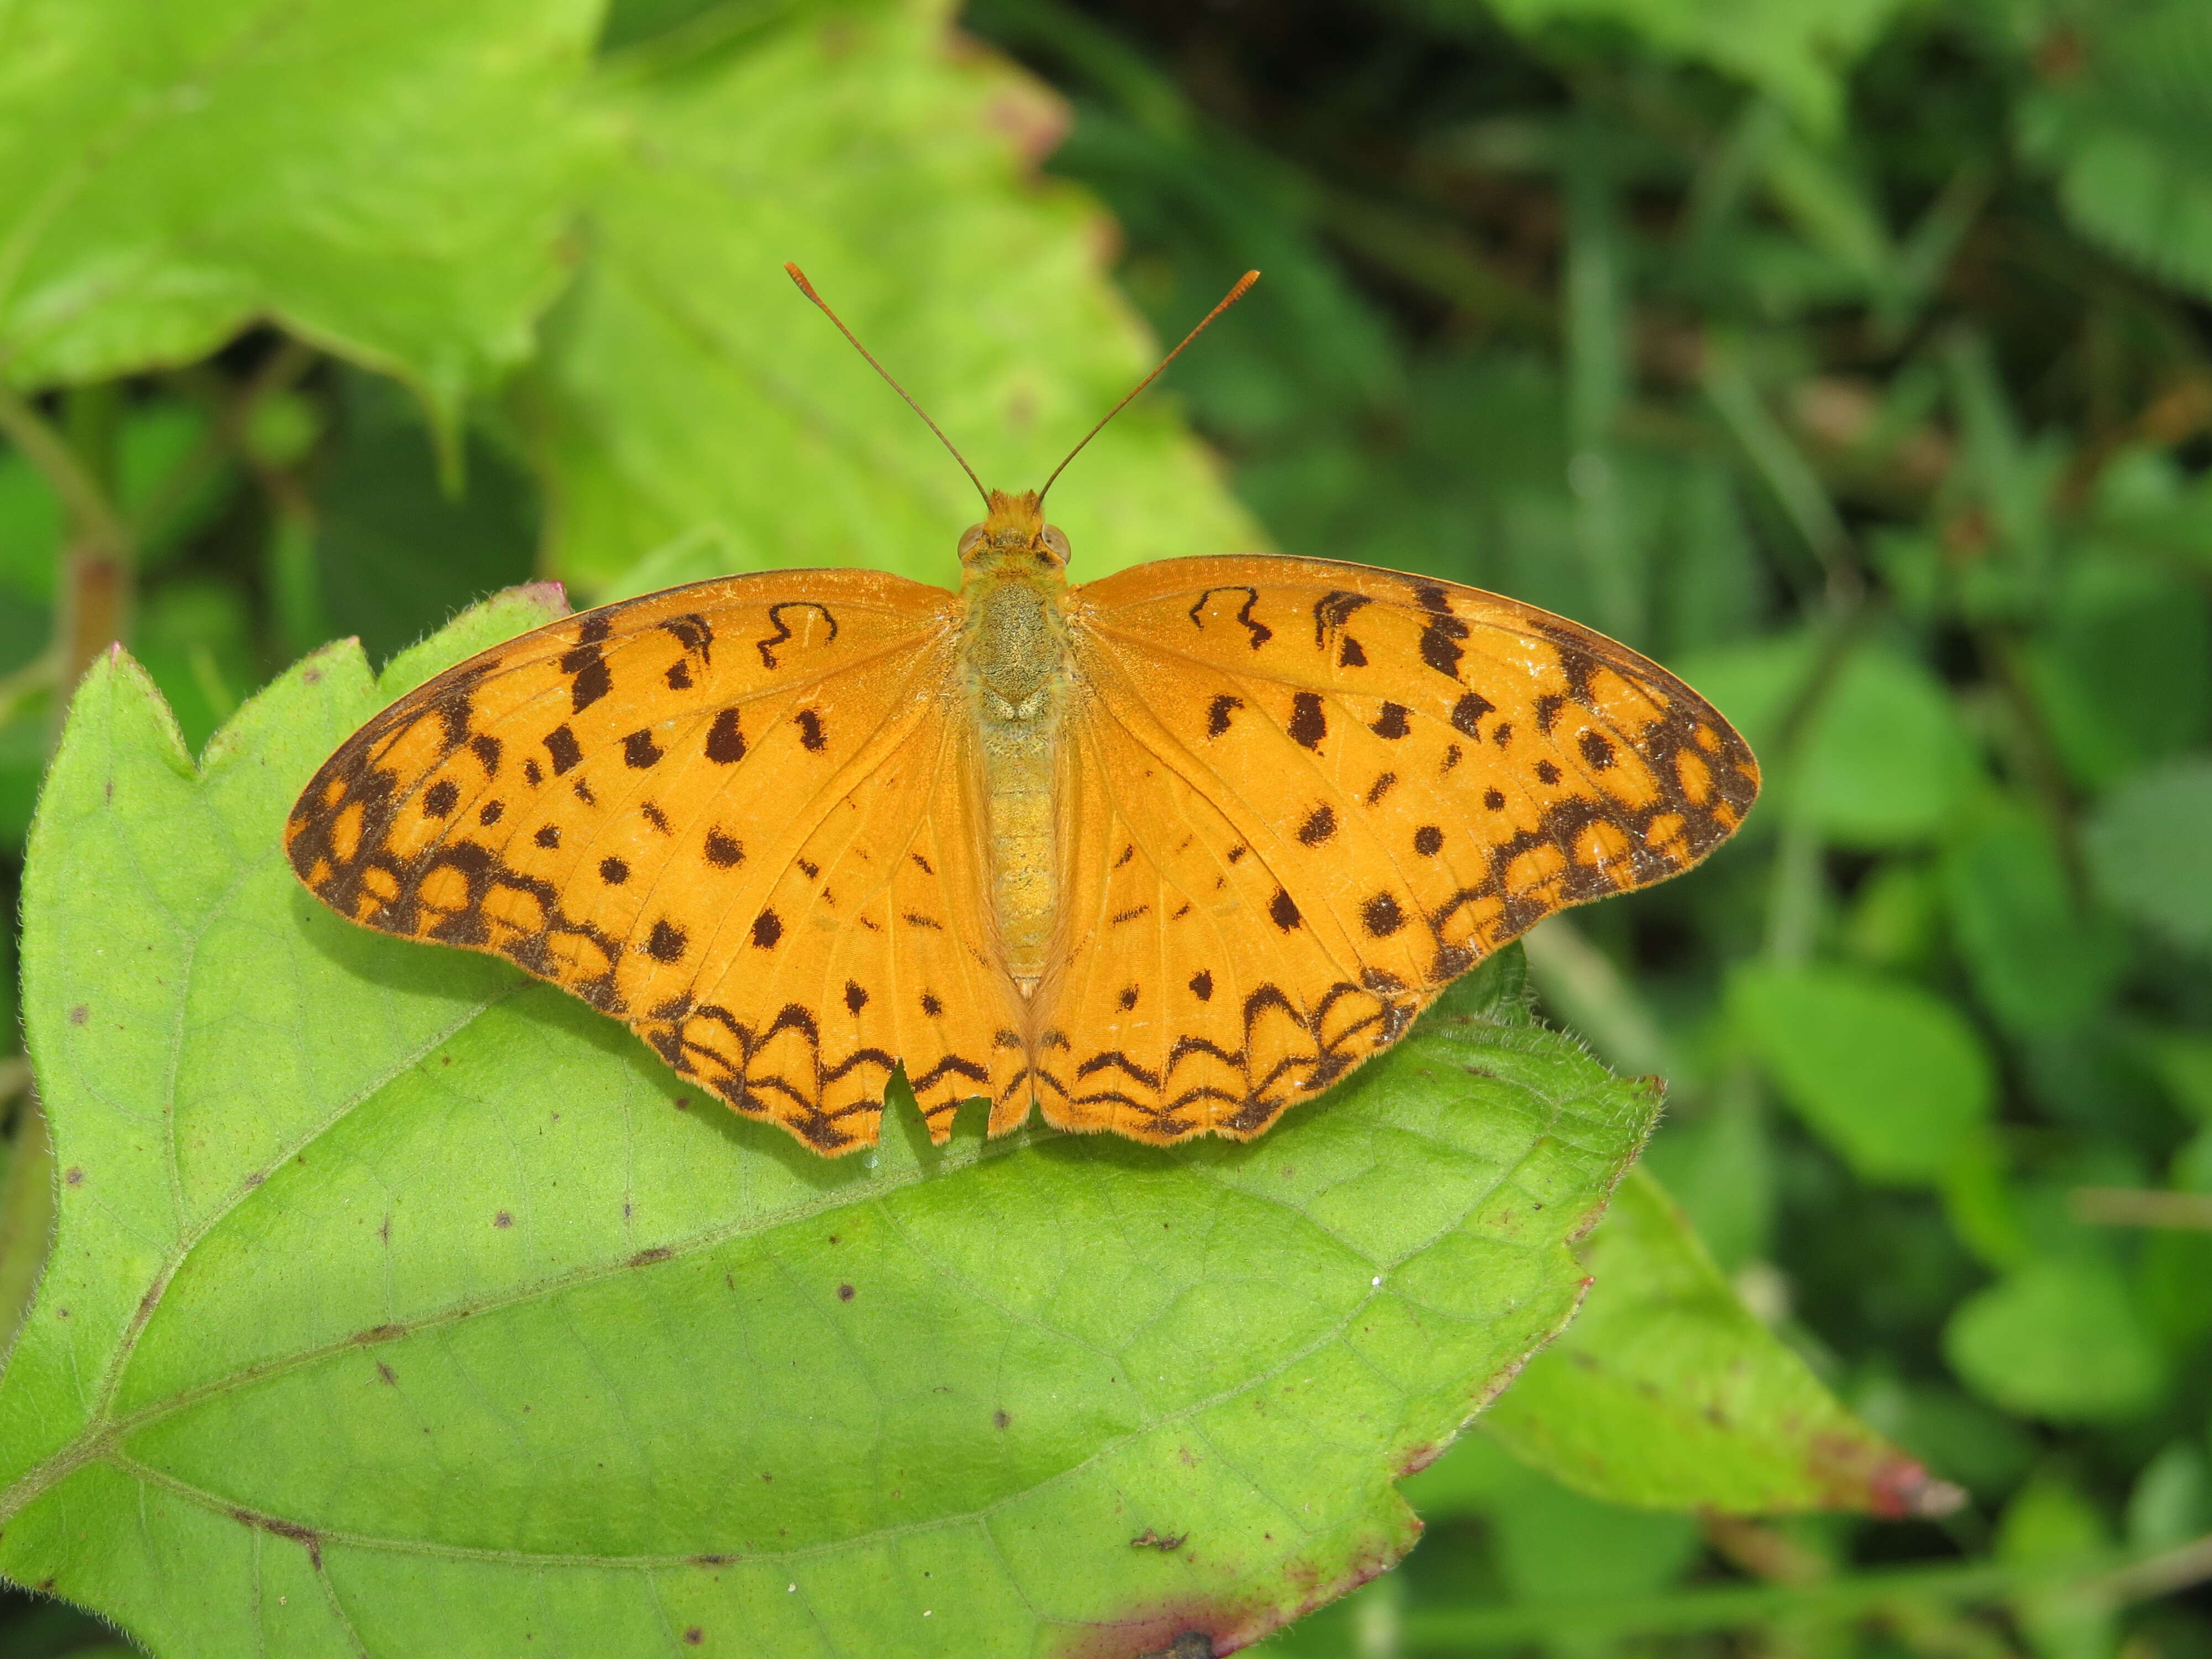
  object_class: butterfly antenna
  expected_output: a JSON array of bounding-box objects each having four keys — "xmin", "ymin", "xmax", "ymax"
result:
[
  {"xmin": 1038, "ymin": 270, "xmax": 1260, "ymax": 507},
  {"xmin": 785, "ymin": 263, "xmax": 989, "ymax": 507}
]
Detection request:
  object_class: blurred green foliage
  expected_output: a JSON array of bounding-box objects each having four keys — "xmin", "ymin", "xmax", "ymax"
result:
[{"xmin": 0, "ymin": 0, "xmax": 2209, "ymax": 1652}]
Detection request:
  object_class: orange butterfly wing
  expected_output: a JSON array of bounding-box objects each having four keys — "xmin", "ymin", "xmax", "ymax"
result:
[
  {"xmin": 1033, "ymin": 555, "xmax": 1759, "ymax": 1144},
  {"xmin": 285, "ymin": 571, "xmax": 1027, "ymax": 1155}
]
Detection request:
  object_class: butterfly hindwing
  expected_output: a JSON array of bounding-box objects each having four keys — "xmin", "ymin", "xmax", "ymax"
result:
[
  {"xmin": 285, "ymin": 569, "xmax": 1024, "ymax": 1155},
  {"xmin": 1045, "ymin": 554, "xmax": 1759, "ymax": 1142}
]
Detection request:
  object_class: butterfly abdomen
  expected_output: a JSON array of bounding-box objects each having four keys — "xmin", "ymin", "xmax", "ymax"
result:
[{"xmin": 962, "ymin": 568, "xmax": 1072, "ymax": 994}]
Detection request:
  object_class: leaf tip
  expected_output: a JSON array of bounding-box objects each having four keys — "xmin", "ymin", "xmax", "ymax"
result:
[
  {"xmin": 1871, "ymin": 1457, "xmax": 1969, "ymax": 1520},
  {"xmin": 516, "ymin": 579, "xmax": 570, "ymax": 615}
]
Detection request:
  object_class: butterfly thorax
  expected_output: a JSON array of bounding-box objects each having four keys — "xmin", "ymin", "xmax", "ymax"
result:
[{"xmin": 958, "ymin": 489, "xmax": 1074, "ymax": 995}]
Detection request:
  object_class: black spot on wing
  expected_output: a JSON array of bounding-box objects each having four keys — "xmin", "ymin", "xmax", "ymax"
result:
[
  {"xmin": 544, "ymin": 726, "xmax": 582, "ymax": 776},
  {"xmin": 1406, "ymin": 586, "xmax": 1470, "ymax": 681},
  {"xmin": 1451, "ymin": 692, "xmax": 1494, "ymax": 739},
  {"xmin": 568, "ymin": 654, "xmax": 612, "ymax": 714},
  {"xmin": 1361, "ymin": 893, "xmax": 1407, "ymax": 938},
  {"xmin": 706, "ymin": 709, "xmax": 745, "ymax": 764}
]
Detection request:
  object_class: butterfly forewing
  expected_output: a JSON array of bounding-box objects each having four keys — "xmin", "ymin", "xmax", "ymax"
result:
[
  {"xmin": 1046, "ymin": 555, "xmax": 1759, "ymax": 1140},
  {"xmin": 285, "ymin": 569, "xmax": 1023, "ymax": 1155}
]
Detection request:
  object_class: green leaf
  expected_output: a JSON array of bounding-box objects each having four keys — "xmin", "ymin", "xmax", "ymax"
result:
[
  {"xmin": 1946, "ymin": 1260, "xmax": 2167, "ymax": 1423},
  {"xmin": 2086, "ymin": 755, "xmax": 2212, "ymax": 955},
  {"xmin": 133, "ymin": 578, "xmax": 256, "ymax": 756},
  {"xmin": 1402, "ymin": 1435, "xmax": 1701, "ymax": 1601},
  {"xmin": 0, "ymin": 706, "xmax": 44, "ymax": 853},
  {"xmin": 117, "ymin": 400, "xmax": 237, "ymax": 572},
  {"xmin": 2127, "ymin": 1441, "xmax": 2210, "ymax": 1552},
  {"xmin": 1942, "ymin": 800, "xmax": 2124, "ymax": 1037},
  {"xmin": 1678, "ymin": 633, "xmax": 1975, "ymax": 848},
  {"xmin": 2022, "ymin": 554, "xmax": 2211, "ymax": 791},
  {"xmin": 0, "ymin": 445, "xmax": 65, "ymax": 612},
  {"xmin": 1479, "ymin": 1168, "xmax": 1946, "ymax": 1516},
  {"xmin": 0, "ymin": 596, "xmax": 1660, "ymax": 1656},
  {"xmin": 0, "ymin": 0, "xmax": 602, "ymax": 427},
  {"xmin": 1464, "ymin": 0, "xmax": 1908, "ymax": 137},
  {"xmin": 312, "ymin": 373, "xmax": 541, "ymax": 666},
  {"xmin": 2017, "ymin": 2, "xmax": 2212, "ymax": 306},
  {"xmin": 533, "ymin": 0, "xmax": 1260, "ymax": 594},
  {"xmin": 1998, "ymin": 1474, "xmax": 2121, "ymax": 1659},
  {"xmin": 1731, "ymin": 963, "xmax": 1994, "ymax": 1184}
]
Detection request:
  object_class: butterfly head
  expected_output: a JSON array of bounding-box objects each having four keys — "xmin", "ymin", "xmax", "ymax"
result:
[{"xmin": 958, "ymin": 488, "xmax": 1070, "ymax": 578}]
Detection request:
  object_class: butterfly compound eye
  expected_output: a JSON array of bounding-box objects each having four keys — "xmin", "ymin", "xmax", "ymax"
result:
[
  {"xmin": 957, "ymin": 524, "xmax": 987, "ymax": 559},
  {"xmin": 1040, "ymin": 525, "xmax": 1071, "ymax": 564}
]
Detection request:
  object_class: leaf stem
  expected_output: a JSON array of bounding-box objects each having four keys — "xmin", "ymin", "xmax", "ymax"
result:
[
  {"xmin": 2071, "ymin": 1187, "xmax": 2212, "ymax": 1230},
  {"xmin": 1401, "ymin": 1532, "xmax": 2212, "ymax": 1648},
  {"xmin": 0, "ymin": 382, "xmax": 130, "ymax": 559},
  {"xmin": 1702, "ymin": 330, "xmax": 1860, "ymax": 607}
]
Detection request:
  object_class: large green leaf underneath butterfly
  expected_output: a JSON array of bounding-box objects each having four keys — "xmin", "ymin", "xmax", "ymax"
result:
[{"xmin": 1, "ymin": 594, "xmax": 1659, "ymax": 1657}]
